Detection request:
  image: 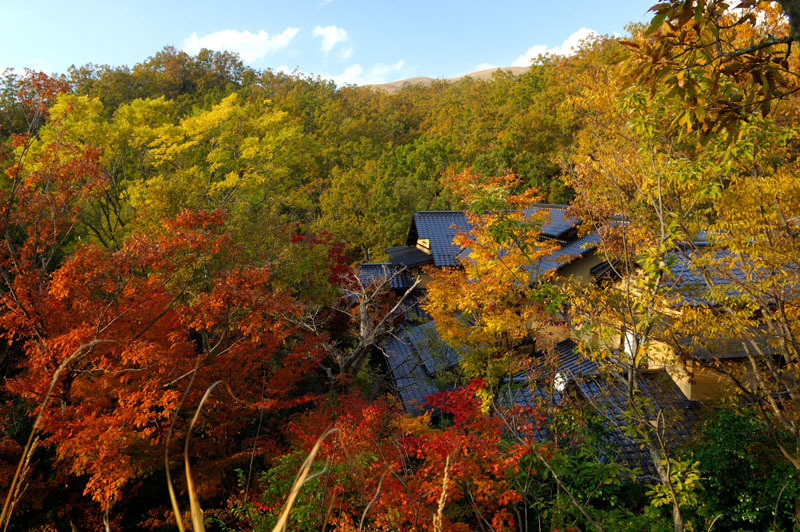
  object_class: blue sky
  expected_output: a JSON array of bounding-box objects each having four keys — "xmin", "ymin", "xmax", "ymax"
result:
[{"xmin": 1, "ymin": 1, "xmax": 653, "ymax": 85}]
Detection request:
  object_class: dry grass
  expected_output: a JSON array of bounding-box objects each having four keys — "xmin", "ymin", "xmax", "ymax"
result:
[
  {"xmin": 0, "ymin": 340, "xmax": 113, "ymax": 532},
  {"xmin": 432, "ymin": 455, "xmax": 451, "ymax": 532},
  {"xmin": 5, "ymin": 363, "xmax": 341, "ymax": 532},
  {"xmin": 271, "ymin": 428, "xmax": 338, "ymax": 532},
  {"xmin": 166, "ymin": 380, "xmax": 242, "ymax": 532}
]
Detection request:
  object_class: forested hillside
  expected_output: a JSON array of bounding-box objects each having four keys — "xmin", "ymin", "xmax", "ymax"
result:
[
  {"xmin": 2, "ymin": 1, "xmax": 800, "ymax": 531},
  {"xmin": 2, "ymin": 46, "xmax": 577, "ymax": 263}
]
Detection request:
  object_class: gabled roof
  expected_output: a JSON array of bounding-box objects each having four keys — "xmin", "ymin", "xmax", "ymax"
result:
[
  {"xmin": 506, "ymin": 339, "xmax": 600, "ymax": 383},
  {"xmin": 387, "ymin": 333, "xmax": 601, "ymax": 415},
  {"xmin": 534, "ymin": 339, "xmax": 600, "ymax": 376},
  {"xmin": 384, "ymin": 321, "xmax": 698, "ymax": 476},
  {"xmin": 406, "ymin": 211, "xmax": 470, "ymax": 267},
  {"xmin": 358, "ymin": 263, "xmax": 414, "ymax": 290},
  {"xmin": 407, "ymin": 207, "xmax": 593, "ymax": 271},
  {"xmin": 576, "ymin": 371, "xmax": 697, "ymax": 475},
  {"xmin": 383, "ymin": 332, "xmax": 440, "ymax": 415},
  {"xmin": 406, "ymin": 321, "xmax": 460, "ymax": 374},
  {"xmin": 455, "ymin": 230, "xmax": 600, "ymax": 280},
  {"xmin": 664, "ymin": 249, "xmax": 744, "ymax": 306},
  {"xmin": 670, "ymin": 327, "xmax": 774, "ymax": 360}
]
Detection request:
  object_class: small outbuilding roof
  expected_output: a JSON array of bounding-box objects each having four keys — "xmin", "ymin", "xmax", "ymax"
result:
[
  {"xmin": 358, "ymin": 263, "xmax": 414, "ymax": 290},
  {"xmin": 382, "ymin": 321, "xmax": 460, "ymax": 414},
  {"xmin": 386, "ymin": 245, "xmax": 435, "ymax": 268}
]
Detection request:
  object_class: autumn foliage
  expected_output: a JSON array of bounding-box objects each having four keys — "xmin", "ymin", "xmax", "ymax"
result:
[
  {"xmin": 3, "ymin": 2, "xmax": 800, "ymax": 529},
  {"xmin": 0, "ymin": 74, "xmax": 335, "ymax": 527},
  {"xmin": 424, "ymin": 171, "xmax": 569, "ymax": 386},
  {"xmin": 228, "ymin": 381, "xmax": 545, "ymax": 531}
]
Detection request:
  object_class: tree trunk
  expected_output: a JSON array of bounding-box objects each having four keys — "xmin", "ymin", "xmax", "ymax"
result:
[
  {"xmin": 643, "ymin": 409, "xmax": 683, "ymax": 532},
  {"xmin": 671, "ymin": 501, "xmax": 684, "ymax": 532},
  {"xmin": 650, "ymin": 442, "xmax": 684, "ymax": 532}
]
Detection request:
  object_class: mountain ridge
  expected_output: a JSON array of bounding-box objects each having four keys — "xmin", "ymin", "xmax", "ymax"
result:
[{"xmin": 365, "ymin": 65, "xmax": 529, "ymax": 92}]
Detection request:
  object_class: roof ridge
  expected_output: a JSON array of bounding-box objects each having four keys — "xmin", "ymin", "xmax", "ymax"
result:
[
  {"xmin": 528, "ymin": 203, "xmax": 570, "ymax": 210},
  {"xmin": 415, "ymin": 205, "xmax": 571, "ymax": 215}
]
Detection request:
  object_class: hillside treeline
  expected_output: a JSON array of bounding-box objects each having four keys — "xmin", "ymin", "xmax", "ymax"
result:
[
  {"xmin": 2, "ymin": 2, "xmax": 800, "ymax": 531},
  {"xmin": 2, "ymin": 46, "xmax": 578, "ymax": 263}
]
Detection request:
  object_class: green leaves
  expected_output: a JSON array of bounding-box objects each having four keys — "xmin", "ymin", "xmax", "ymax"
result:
[{"xmin": 646, "ymin": 458, "xmax": 702, "ymax": 509}]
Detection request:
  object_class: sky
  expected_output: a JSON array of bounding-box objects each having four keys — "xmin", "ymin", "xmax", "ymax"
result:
[{"xmin": 0, "ymin": 1, "xmax": 653, "ymax": 85}]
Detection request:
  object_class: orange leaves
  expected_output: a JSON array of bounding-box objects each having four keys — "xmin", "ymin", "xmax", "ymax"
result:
[
  {"xmin": 15, "ymin": 71, "xmax": 70, "ymax": 116},
  {"xmin": 162, "ymin": 207, "xmax": 226, "ymax": 233},
  {"xmin": 263, "ymin": 386, "xmax": 536, "ymax": 532},
  {"xmin": 1, "ymin": 203, "xmax": 330, "ymax": 510}
]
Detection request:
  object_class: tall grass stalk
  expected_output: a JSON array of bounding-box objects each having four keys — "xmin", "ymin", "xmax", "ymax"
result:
[
  {"xmin": 166, "ymin": 379, "xmax": 241, "ymax": 532},
  {"xmin": 0, "ymin": 339, "xmax": 113, "ymax": 532},
  {"xmin": 271, "ymin": 428, "xmax": 339, "ymax": 532}
]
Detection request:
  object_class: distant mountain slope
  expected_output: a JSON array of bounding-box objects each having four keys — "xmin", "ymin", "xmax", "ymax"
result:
[{"xmin": 366, "ymin": 66, "xmax": 529, "ymax": 92}]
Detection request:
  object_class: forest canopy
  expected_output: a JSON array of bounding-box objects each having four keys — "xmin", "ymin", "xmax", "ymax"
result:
[{"xmin": 2, "ymin": 1, "xmax": 800, "ymax": 531}]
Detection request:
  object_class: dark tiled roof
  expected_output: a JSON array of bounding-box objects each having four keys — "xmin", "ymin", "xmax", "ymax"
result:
[
  {"xmin": 535, "ymin": 231, "xmax": 600, "ymax": 275},
  {"xmin": 385, "ymin": 322, "xmax": 698, "ymax": 476},
  {"xmin": 578, "ymin": 371, "xmax": 698, "ymax": 475},
  {"xmin": 666, "ymin": 243, "xmax": 800, "ymax": 309},
  {"xmin": 383, "ymin": 331, "xmax": 440, "ymax": 415},
  {"xmin": 382, "ymin": 321, "xmax": 458, "ymax": 414},
  {"xmin": 664, "ymin": 249, "xmax": 743, "ymax": 305},
  {"xmin": 533, "ymin": 339, "xmax": 599, "ymax": 376},
  {"xmin": 590, "ymin": 260, "xmax": 616, "ymax": 280},
  {"xmin": 522, "ymin": 205, "xmax": 581, "ymax": 240},
  {"xmin": 405, "ymin": 206, "xmax": 589, "ymax": 269},
  {"xmin": 456, "ymin": 231, "xmax": 599, "ymax": 279},
  {"xmin": 397, "ymin": 293, "xmax": 430, "ymax": 323},
  {"xmin": 501, "ymin": 384, "xmax": 563, "ymax": 441},
  {"xmin": 506, "ymin": 369, "xmax": 697, "ymax": 476},
  {"xmin": 358, "ymin": 263, "xmax": 414, "ymax": 290},
  {"xmin": 406, "ymin": 320, "xmax": 460, "ymax": 374},
  {"xmin": 671, "ymin": 328, "xmax": 774, "ymax": 360},
  {"xmin": 407, "ymin": 212, "xmax": 471, "ymax": 267},
  {"xmin": 386, "ymin": 245, "xmax": 434, "ymax": 268}
]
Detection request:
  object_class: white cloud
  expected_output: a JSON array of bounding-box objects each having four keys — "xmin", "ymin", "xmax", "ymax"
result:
[
  {"xmin": 183, "ymin": 28, "xmax": 299, "ymax": 63},
  {"xmin": 512, "ymin": 27, "xmax": 598, "ymax": 67},
  {"xmin": 326, "ymin": 60, "xmax": 406, "ymax": 85},
  {"xmin": 330, "ymin": 64, "xmax": 364, "ymax": 85},
  {"xmin": 319, "ymin": 0, "xmax": 334, "ymax": 6},
  {"xmin": 312, "ymin": 25, "xmax": 352, "ymax": 58}
]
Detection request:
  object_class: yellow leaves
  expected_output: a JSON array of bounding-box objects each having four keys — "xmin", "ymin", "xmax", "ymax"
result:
[
  {"xmin": 121, "ymin": 92, "xmax": 300, "ymax": 240},
  {"xmin": 397, "ymin": 410, "xmax": 432, "ymax": 435},
  {"xmin": 190, "ymin": 93, "xmax": 239, "ymax": 129},
  {"xmin": 209, "ymin": 170, "xmax": 243, "ymax": 196},
  {"xmin": 424, "ymin": 172, "xmax": 568, "ymax": 382},
  {"xmin": 42, "ymin": 94, "xmax": 105, "ymax": 142}
]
